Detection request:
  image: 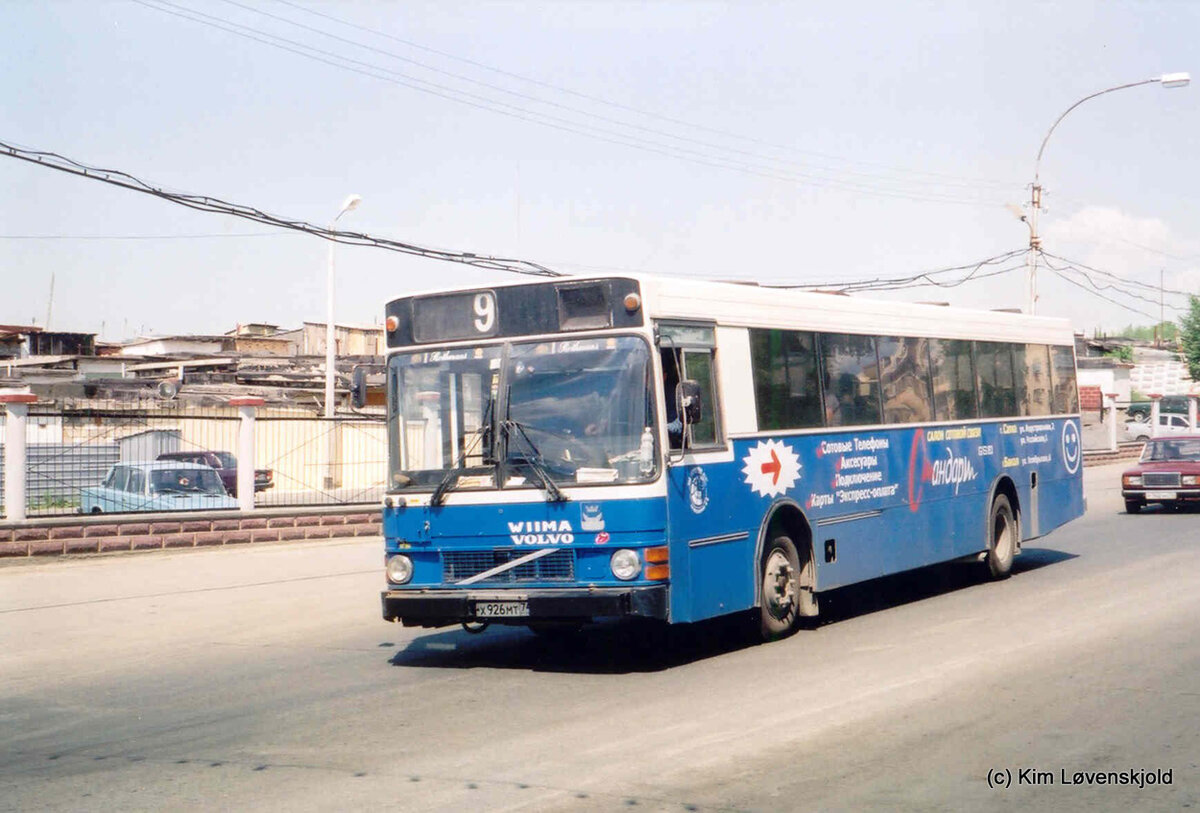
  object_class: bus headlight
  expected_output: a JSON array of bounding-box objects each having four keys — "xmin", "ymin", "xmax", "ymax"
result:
[
  {"xmin": 610, "ymin": 549, "xmax": 642, "ymax": 581},
  {"xmin": 386, "ymin": 554, "xmax": 414, "ymax": 584}
]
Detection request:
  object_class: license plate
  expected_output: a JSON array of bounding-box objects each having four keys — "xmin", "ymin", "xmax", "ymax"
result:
[
  {"xmin": 1146, "ymin": 491, "xmax": 1177, "ymax": 500},
  {"xmin": 475, "ymin": 601, "xmax": 529, "ymax": 618}
]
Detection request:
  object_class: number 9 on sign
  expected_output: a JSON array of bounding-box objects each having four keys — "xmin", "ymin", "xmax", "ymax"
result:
[{"xmin": 473, "ymin": 292, "xmax": 496, "ymax": 333}]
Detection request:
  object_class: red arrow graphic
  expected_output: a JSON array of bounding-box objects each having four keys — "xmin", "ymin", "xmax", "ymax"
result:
[{"xmin": 761, "ymin": 449, "xmax": 782, "ymax": 485}]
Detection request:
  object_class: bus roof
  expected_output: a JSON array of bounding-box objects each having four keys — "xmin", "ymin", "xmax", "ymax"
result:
[{"xmin": 387, "ymin": 273, "xmax": 1076, "ymax": 346}]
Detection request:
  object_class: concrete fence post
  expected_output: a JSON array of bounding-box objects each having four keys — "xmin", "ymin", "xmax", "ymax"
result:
[
  {"xmin": 1148, "ymin": 394, "xmax": 1162, "ymax": 438},
  {"xmin": 1, "ymin": 392, "xmax": 38, "ymax": 522},
  {"xmin": 230, "ymin": 397, "xmax": 264, "ymax": 513},
  {"xmin": 1190, "ymin": 395, "xmax": 1199, "ymax": 431},
  {"xmin": 1104, "ymin": 393, "xmax": 1118, "ymax": 452}
]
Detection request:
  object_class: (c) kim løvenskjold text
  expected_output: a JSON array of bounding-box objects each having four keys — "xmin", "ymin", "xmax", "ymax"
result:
[{"xmin": 1018, "ymin": 768, "xmax": 1172, "ymax": 788}]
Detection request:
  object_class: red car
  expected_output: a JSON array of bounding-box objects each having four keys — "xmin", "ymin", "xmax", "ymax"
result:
[
  {"xmin": 1121, "ymin": 435, "xmax": 1200, "ymax": 513},
  {"xmin": 157, "ymin": 451, "xmax": 274, "ymax": 497}
]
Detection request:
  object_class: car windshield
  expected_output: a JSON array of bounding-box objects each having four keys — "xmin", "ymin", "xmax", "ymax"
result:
[
  {"xmin": 150, "ymin": 468, "xmax": 228, "ymax": 495},
  {"xmin": 1140, "ymin": 439, "xmax": 1200, "ymax": 462},
  {"xmin": 388, "ymin": 336, "xmax": 657, "ymax": 491},
  {"xmin": 213, "ymin": 452, "xmax": 236, "ymax": 468}
]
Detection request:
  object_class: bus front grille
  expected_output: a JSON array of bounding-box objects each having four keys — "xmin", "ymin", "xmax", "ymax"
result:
[{"xmin": 443, "ymin": 549, "xmax": 575, "ymax": 584}]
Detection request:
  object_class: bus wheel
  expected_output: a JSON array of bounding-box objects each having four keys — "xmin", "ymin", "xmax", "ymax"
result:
[
  {"xmin": 759, "ymin": 535, "xmax": 801, "ymax": 640},
  {"xmin": 985, "ymin": 494, "xmax": 1016, "ymax": 580}
]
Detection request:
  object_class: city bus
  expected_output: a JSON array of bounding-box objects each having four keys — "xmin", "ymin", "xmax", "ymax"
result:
[{"xmin": 374, "ymin": 275, "xmax": 1083, "ymax": 640}]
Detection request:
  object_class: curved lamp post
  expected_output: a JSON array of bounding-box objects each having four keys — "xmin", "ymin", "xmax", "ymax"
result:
[
  {"xmin": 324, "ymin": 194, "xmax": 361, "ymax": 489},
  {"xmin": 1025, "ymin": 73, "xmax": 1189, "ymax": 314}
]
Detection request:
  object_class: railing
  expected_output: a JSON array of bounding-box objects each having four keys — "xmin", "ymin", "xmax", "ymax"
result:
[{"xmin": 0, "ymin": 396, "xmax": 386, "ymax": 519}]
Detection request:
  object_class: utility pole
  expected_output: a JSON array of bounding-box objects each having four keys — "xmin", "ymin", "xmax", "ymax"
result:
[
  {"xmin": 1160, "ymin": 268, "xmax": 1165, "ymax": 348},
  {"xmin": 1026, "ymin": 185, "xmax": 1041, "ymax": 315},
  {"xmin": 1025, "ymin": 73, "xmax": 1190, "ymax": 315},
  {"xmin": 45, "ymin": 272, "xmax": 55, "ymax": 330}
]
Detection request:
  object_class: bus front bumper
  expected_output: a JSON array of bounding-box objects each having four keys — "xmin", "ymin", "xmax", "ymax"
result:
[{"xmin": 381, "ymin": 585, "xmax": 669, "ymax": 628}]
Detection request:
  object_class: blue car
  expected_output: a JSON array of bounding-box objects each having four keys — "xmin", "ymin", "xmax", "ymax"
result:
[{"xmin": 81, "ymin": 461, "xmax": 239, "ymax": 513}]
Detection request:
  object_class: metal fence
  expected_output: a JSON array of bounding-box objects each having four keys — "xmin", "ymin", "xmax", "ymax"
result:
[{"xmin": 0, "ymin": 398, "xmax": 387, "ymax": 519}]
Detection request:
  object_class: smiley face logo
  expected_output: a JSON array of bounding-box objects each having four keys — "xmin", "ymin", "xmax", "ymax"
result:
[{"xmin": 1062, "ymin": 420, "xmax": 1081, "ymax": 475}]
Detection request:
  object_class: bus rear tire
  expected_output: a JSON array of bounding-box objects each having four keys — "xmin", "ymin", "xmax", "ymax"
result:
[
  {"xmin": 985, "ymin": 494, "xmax": 1016, "ymax": 580},
  {"xmin": 759, "ymin": 535, "xmax": 802, "ymax": 640}
]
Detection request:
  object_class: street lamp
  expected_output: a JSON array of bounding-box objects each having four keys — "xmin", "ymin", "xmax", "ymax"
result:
[
  {"xmin": 1024, "ymin": 73, "xmax": 1189, "ymax": 314},
  {"xmin": 325, "ymin": 193, "xmax": 361, "ymax": 489}
]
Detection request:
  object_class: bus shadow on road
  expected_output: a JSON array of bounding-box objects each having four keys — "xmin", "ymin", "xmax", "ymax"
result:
[
  {"xmin": 812, "ymin": 547, "xmax": 1078, "ymax": 626},
  {"xmin": 386, "ymin": 549, "xmax": 1078, "ymax": 674},
  {"xmin": 387, "ymin": 614, "xmax": 760, "ymax": 674}
]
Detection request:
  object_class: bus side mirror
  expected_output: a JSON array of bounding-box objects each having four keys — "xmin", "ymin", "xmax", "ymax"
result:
[
  {"xmin": 351, "ymin": 365, "xmax": 372, "ymax": 409},
  {"xmin": 351, "ymin": 363, "xmax": 387, "ymax": 409},
  {"xmin": 677, "ymin": 380, "xmax": 703, "ymax": 425}
]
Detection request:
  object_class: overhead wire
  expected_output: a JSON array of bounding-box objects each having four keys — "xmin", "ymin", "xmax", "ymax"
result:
[
  {"xmin": 0, "ymin": 139, "xmax": 564, "ymax": 277},
  {"xmin": 1040, "ymin": 262, "xmax": 1157, "ymax": 320},
  {"xmin": 1040, "ymin": 249, "xmax": 1195, "ymax": 297},
  {"xmin": 130, "ymin": 0, "xmax": 1010, "ymax": 207},
  {"xmin": 1037, "ymin": 252, "xmax": 1188, "ymax": 313},
  {"xmin": 0, "ymin": 232, "xmax": 291, "ymax": 240},
  {"xmin": 225, "ymin": 0, "xmax": 1013, "ymax": 194},
  {"xmin": 777, "ymin": 249, "xmax": 1027, "ymax": 292},
  {"xmin": 270, "ymin": 0, "xmax": 1016, "ymax": 190}
]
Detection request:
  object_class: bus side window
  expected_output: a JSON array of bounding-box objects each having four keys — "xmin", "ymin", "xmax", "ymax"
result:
[
  {"xmin": 681, "ymin": 349, "xmax": 719, "ymax": 446},
  {"xmin": 659, "ymin": 323, "xmax": 722, "ymax": 451}
]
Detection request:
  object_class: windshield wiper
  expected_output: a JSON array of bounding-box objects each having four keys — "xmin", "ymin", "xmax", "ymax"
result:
[
  {"xmin": 430, "ymin": 399, "xmax": 496, "ymax": 507},
  {"xmin": 501, "ymin": 418, "xmax": 568, "ymax": 503}
]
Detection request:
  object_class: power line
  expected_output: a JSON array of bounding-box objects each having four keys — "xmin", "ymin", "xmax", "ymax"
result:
[
  {"xmin": 0, "ymin": 232, "xmax": 292, "ymax": 240},
  {"xmin": 1038, "ymin": 252, "xmax": 1186, "ymax": 313},
  {"xmin": 131, "ymin": 0, "xmax": 1009, "ymax": 207},
  {"xmin": 0, "ymin": 139, "xmax": 563, "ymax": 277},
  {"xmin": 1042, "ymin": 264, "xmax": 1156, "ymax": 320},
  {"xmin": 271, "ymin": 0, "xmax": 1016, "ymax": 190},
  {"xmin": 228, "ymin": 0, "xmax": 1014, "ymax": 194},
  {"xmin": 779, "ymin": 249, "xmax": 1027, "ymax": 292},
  {"xmin": 1041, "ymin": 249, "xmax": 1196, "ymax": 298}
]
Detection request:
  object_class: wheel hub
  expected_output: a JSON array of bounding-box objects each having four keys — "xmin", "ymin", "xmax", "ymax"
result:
[{"xmin": 764, "ymin": 550, "xmax": 795, "ymax": 613}]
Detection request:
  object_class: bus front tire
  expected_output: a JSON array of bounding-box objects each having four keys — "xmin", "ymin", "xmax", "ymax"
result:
[
  {"xmin": 759, "ymin": 535, "xmax": 802, "ymax": 640},
  {"xmin": 985, "ymin": 494, "xmax": 1016, "ymax": 580}
]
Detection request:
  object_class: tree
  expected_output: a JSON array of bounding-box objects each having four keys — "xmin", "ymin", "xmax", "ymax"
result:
[
  {"xmin": 1181, "ymin": 296, "xmax": 1200, "ymax": 382},
  {"xmin": 1104, "ymin": 345, "xmax": 1134, "ymax": 363}
]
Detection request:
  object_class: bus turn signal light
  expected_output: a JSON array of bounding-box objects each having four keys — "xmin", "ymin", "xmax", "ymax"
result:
[
  {"xmin": 645, "ymin": 564, "xmax": 670, "ymax": 581},
  {"xmin": 644, "ymin": 546, "xmax": 669, "ymax": 564}
]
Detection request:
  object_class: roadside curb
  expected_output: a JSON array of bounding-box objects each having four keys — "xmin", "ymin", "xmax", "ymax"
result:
[
  {"xmin": 1083, "ymin": 442, "xmax": 1143, "ymax": 467},
  {"xmin": 0, "ymin": 506, "xmax": 381, "ymax": 558}
]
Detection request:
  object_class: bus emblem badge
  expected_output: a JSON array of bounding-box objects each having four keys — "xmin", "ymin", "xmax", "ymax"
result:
[
  {"xmin": 742, "ymin": 440, "xmax": 802, "ymax": 498},
  {"xmin": 581, "ymin": 504, "xmax": 605, "ymax": 531},
  {"xmin": 687, "ymin": 467, "xmax": 709, "ymax": 514}
]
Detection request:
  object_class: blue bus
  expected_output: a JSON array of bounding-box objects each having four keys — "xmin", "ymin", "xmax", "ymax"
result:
[{"xmin": 375, "ymin": 275, "xmax": 1084, "ymax": 640}]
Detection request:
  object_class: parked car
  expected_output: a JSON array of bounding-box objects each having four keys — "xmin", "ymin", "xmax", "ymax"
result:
[
  {"xmin": 1126, "ymin": 395, "xmax": 1191, "ymax": 423},
  {"xmin": 81, "ymin": 461, "xmax": 238, "ymax": 513},
  {"xmin": 1124, "ymin": 413, "xmax": 1194, "ymax": 442},
  {"xmin": 156, "ymin": 450, "xmax": 274, "ymax": 496},
  {"xmin": 1121, "ymin": 435, "xmax": 1200, "ymax": 513}
]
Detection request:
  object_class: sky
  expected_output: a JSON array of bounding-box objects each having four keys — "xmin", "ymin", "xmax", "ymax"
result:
[{"xmin": 2, "ymin": 1, "xmax": 1198, "ymax": 341}]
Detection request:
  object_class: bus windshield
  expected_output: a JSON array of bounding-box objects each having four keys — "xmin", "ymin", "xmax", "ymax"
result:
[{"xmin": 389, "ymin": 336, "xmax": 657, "ymax": 492}]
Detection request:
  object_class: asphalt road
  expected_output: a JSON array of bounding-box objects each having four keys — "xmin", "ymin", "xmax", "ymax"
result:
[{"xmin": 3, "ymin": 461, "xmax": 1199, "ymax": 812}]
